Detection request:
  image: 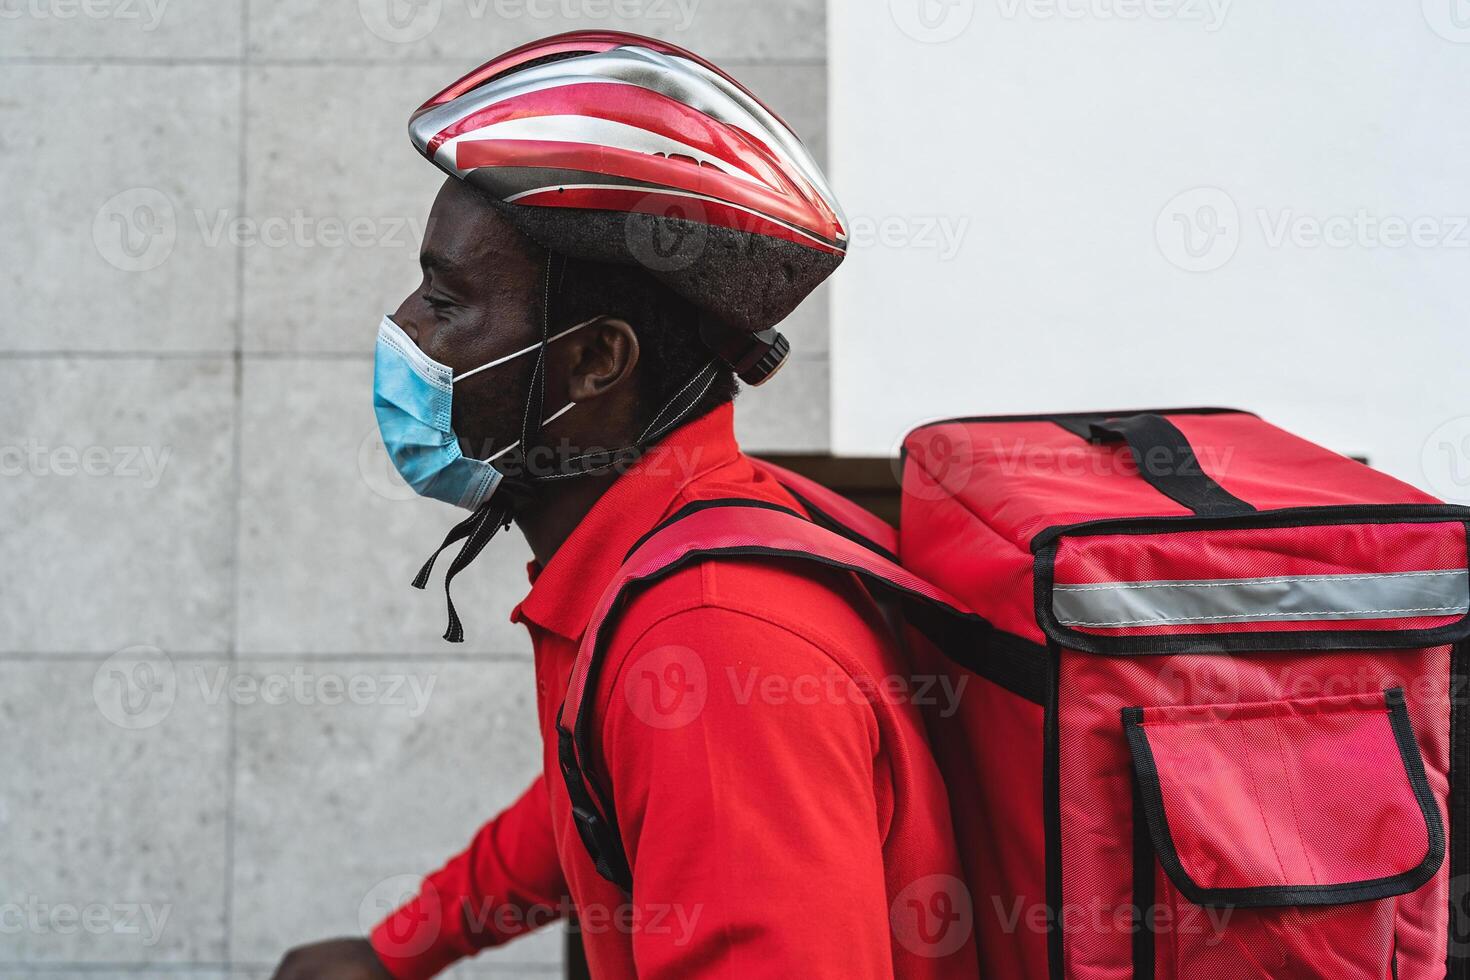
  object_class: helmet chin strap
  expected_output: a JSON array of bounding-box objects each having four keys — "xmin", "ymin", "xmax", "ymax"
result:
[{"xmin": 411, "ymin": 251, "xmax": 724, "ymax": 644}]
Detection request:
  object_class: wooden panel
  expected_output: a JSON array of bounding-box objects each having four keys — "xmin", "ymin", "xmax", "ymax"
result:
[{"xmin": 757, "ymin": 454, "xmax": 903, "ymax": 526}]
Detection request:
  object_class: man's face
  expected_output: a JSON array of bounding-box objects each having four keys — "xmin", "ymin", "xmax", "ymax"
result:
[{"xmin": 392, "ymin": 177, "xmax": 546, "ymax": 459}]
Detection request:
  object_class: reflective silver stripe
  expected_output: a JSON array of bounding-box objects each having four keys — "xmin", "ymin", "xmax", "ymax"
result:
[{"xmin": 1053, "ymin": 569, "xmax": 1470, "ymax": 628}]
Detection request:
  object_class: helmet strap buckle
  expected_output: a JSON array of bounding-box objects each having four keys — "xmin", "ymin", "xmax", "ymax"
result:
[{"xmin": 697, "ymin": 315, "xmax": 790, "ymax": 386}]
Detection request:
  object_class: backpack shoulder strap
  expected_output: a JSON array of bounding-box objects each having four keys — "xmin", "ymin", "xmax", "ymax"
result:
[
  {"xmin": 749, "ymin": 457, "xmax": 900, "ymax": 560},
  {"xmin": 555, "ymin": 497, "xmax": 989, "ymax": 893}
]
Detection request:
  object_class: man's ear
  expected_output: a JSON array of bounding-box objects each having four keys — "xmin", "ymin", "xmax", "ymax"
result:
[{"xmin": 565, "ymin": 317, "xmax": 639, "ymax": 402}]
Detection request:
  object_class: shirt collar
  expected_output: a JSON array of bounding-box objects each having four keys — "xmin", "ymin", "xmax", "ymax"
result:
[{"xmin": 511, "ymin": 403, "xmax": 743, "ymax": 641}]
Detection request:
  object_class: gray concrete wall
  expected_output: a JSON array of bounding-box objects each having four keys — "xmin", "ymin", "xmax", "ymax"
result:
[{"xmin": 0, "ymin": 3, "xmax": 828, "ymax": 976}]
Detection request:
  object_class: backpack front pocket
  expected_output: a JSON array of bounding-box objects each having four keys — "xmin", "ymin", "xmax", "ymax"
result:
[{"xmin": 1124, "ymin": 688, "xmax": 1445, "ymax": 978}]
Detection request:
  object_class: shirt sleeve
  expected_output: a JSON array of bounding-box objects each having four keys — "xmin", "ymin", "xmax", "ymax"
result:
[
  {"xmin": 599, "ymin": 606, "xmax": 895, "ymax": 980},
  {"xmin": 370, "ymin": 775, "xmax": 568, "ymax": 980}
]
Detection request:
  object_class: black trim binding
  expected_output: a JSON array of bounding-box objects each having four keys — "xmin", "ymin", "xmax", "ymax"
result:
[
  {"xmin": 1450, "ymin": 640, "xmax": 1470, "ymax": 977},
  {"xmin": 1131, "ymin": 772, "xmax": 1156, "ymax": 980},
  {"xmin": 910, "ymin": 406, "xmax": 1253, "ymax": 433},
  {"xmin": 779, "ymin": 484, "xmax": 902, "ymax": 565},
  {"xmin": 1032, "ymin": 503, "xmax": 1470, "ymax": 551},
  {"xmin": 1043, "ymin": 641, "xmax": 1064, "ymax": 980},
  {"xmin": 623, "ymin": 498, "xmax": 803, "ymax": 562},
  {"xmin": 1123, "ymin": 688, "xmax": 1445, "ymax": 909},
  {"xmin": 1033, "ymin": 512, "xmax": 1470, "ymax": 656}
]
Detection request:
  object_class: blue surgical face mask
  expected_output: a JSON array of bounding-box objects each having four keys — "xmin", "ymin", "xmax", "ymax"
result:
[{"xmin": 372, "ymin": 314, "xmax": 589, "ymax": 510}]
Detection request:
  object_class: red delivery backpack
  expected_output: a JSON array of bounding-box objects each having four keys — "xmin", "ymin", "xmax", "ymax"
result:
[{"xmin": 558, "ymin": 407, "xmax": 1470, "ymax": 980}]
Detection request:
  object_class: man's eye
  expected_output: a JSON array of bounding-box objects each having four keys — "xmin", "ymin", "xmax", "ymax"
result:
[{"xmin": 424, "ymin": 294, "xmax": 454, "ymax": 313}]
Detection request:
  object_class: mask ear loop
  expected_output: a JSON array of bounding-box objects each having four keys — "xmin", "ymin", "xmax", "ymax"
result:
[
  {"xmin": 411, "ymin": 251, "xmax": 565, "ymax": 644},
  {"xmin": 534, "ymin": 357, "xmax": 721, "ymax": 480},
  {"xmin": 517, "ymin": 251, "xmax": 560, "ymax": 465}
]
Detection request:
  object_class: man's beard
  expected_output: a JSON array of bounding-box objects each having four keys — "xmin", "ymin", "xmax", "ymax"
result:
[{"xmin": 453, "ymin": 364, "xmax": 534, "ymax": 463}]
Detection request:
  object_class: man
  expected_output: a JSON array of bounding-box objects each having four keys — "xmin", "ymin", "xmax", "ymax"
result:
[{"xmin": 273, "ymin": 32, "xmax": 974, "ymax": 979}]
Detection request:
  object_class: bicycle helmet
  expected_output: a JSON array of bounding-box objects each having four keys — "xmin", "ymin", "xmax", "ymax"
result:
[{"xmin": 407, "ymin": 30, "xmax": 846, "ymax": 384}]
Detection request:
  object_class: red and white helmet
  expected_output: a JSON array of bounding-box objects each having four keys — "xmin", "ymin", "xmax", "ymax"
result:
[{"xmin": 408, "ymin": 31, "xmax": 846, "ymax": 383}]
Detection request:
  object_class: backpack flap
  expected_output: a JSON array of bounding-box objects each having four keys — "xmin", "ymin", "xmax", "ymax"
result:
[
  {"xmin": 1122, "ymin": 687, "xmax": 1446, "ymax": 974},
  {"xmin": 1034, "ymin": 512, "xmax": 1470, "ymax": 655},
  {"xmin": 1125, "ymin": 687, "xmax": 1444, "ymax": 908}
]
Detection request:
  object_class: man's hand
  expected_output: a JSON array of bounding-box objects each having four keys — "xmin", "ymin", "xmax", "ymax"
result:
[{"xmin": 271, "ymin": 937, "xmax": 394, "ymax": 980}]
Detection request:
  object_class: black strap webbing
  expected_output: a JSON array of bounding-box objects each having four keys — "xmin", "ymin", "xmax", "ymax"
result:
[{"xmin": 1065, "ymin": 413, "xmax": 1256, "ymax": 518}]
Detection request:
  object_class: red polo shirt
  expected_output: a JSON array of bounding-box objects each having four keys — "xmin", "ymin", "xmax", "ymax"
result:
[{"xmin": 371, "ymin": 404, "xmax": 975, "ymax": 978}]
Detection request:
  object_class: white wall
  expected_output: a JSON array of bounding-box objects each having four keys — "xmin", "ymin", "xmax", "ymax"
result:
[{"xmin": 830, "ymin": 0, "xmax": 1470, "ymax": 502}]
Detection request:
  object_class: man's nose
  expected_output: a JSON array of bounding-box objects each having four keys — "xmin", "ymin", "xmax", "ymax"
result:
[{"xmin": 390, "ymin": 296, "xmax": 426, "ymax": 345}]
